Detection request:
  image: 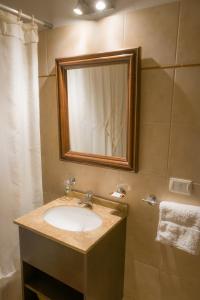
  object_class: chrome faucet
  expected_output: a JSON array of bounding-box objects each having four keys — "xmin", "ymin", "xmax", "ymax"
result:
[
  {"xmin": 64, "ymin": 177, "xmax": 76, "ymax": 196},
  {"xmin": 79, "ymin": 191, "xmax": 94, "ymax": 208}
]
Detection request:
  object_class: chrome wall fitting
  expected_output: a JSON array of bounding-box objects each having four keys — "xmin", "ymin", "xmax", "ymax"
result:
[{"xmin": 141, "ymin": 195, "xmax": 158, "ymax": 206}]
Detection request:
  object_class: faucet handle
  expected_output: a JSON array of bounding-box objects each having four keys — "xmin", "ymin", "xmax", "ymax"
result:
[
  {"xmin": 84, "ymin": 191, "xmax": 94, "ymax": 200},
  {"xmin": 64, "ymin": 177, "xmax": 76, "ymax": 196},
  {"xmin": 65, "ymin": 177, "xmax": 75, "ymax": 186}
]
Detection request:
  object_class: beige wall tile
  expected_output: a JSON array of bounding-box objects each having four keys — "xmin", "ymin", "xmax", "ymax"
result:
[
  {"xmin": 179, "ymin": 277, "xmax": 200, "ymax": 300},
  {"xmin": 126, "ymin": 214, "xmax": 161, "ymax": 268},
  {"xmin": 39, "ymin": 76, "xmax": 59, "ymax": 159},
  {"xmin": 168, "ymin": 125, "xmax": 200, "ymax": 182},
  {"xmin": 39, "ymin": 76, "xmax": 61, "ymax": 201},
  {"xmin": 124, "ymin": 2, "xmax": 180, "ymax": 68},
  {"xmin": 139, "ymin": 124, "xmax": 170, "ymax": 176},
  {"xmin": 94, "ymin": 14, "xmax": 124, "ymax": 52},
  {"xmin": 160, "ymin": 271, "xmax": 200, "ymax": 300},
  {"xmin": 119, "ymin": 173, "xmax": 169, "ymax": 269},
  {"xmin": 141, "ymin": 69, "xmax": 174, "ymax": 123},
  {"xmin": 134, "ymin": 261, "xmax": 161, "ymax": 300},
  {"xmin": 47, "ymin": 21, "xmax": 96, "ymax": 74},
  {"xmin": 43, "ymin": 162, "xmax": 121, "ymax": 203},
  {"xmin": 124, "ymin": 258, "xmax": 137, "ymax": 299},
  {"xmin": 75, "ymin": 165, "xmax": 121, "ymax": 198},
  {"xmin": 172, "ymin": 67, "xmax": 200, "ymax": 127},
  {"xmin": 159, "ymin": 244, "xmax": 200, "ymax": 278},
  {"xmin": 53, "ymin": 162, "xmax": 121, "ymax": 200},
  {"xmin": 177, "ymin": 0, "xmax": 200, "ymax": 64},
  {"xmin": 38, "ymin": 30, "xmax": 48, "ymax": 76},
  {"xmin": 123, "ymin": 297, "xmax": 135, "ymax": 300},
  {"xmin": 1, "ymin": 273, "xmax": 21, "ymax": 300},
  {"xmin": 160, "ymin": 272, "xmax": 182, "ymax": 300},
  {"xmin": 119, "ymin": 172, "xmax": 169, "ymax": 202}
]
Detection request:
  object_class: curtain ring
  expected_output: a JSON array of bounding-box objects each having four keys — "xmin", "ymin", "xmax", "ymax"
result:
[{"xmin": 18, "ymin": 9, "xmax": 22, "ymax": 22}]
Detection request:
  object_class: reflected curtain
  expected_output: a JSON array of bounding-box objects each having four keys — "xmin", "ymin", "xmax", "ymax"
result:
[
  {"xmin": 0, "ymin": 11, "xmax": 43, "ymax": 299},
  {"xmin": 67, "ymin": 63, "xmax": 128, "ymax": 157}
]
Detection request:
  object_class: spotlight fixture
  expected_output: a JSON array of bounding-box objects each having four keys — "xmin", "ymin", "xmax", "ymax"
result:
[
  {"xmin": 95, "ymin": 1, "xmax": 107, "ymax": 11},
  {"xmin": 73, "ymin": 0, "xmax": 88, "ymax": 15},
  {"xmin": 73, "ymin": 0, "xmax": 112, "ymax": 16},
  {"xmin": 73, "ymin": 7, "xmax": 83, "ymax": 15}
]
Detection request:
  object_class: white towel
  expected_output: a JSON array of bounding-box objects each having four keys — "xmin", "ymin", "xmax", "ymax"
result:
[{"xmin": 156, "ymin": 201, "xmax": 200, "ymax": 255}]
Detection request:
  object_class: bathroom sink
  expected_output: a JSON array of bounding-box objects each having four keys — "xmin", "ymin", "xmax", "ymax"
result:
[{"xmin": 43, "ymin": 206, "xmax": 102, "ymax": 232}]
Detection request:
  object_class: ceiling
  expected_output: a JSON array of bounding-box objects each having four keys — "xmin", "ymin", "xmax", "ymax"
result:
[{"xmin": 0, "ymin": 0, "xmax": 176, "ymax": 27}]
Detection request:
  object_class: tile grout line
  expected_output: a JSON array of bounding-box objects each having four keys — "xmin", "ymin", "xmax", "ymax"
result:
[
  {"xmin": 39, "ymin": 74, "xmax": 56, "ymax": 78},
  {"xmin": 122, "ymin": 12, "xmax": 126, "ymax": 48},
  {"xmin": 175, "ymin": 0, "xmax": 182, "ymax": 65},
  {"xmin": 45, "ymin": 30, "xmax": 48, "ymax": 76},
  {"xmin": 46, "ymin": 29, "xmax": 50, "ymax": 76},
  {"xmin": 38, "ymin": 62, "xmax": 200, "ymax": 78},
  {"xmin": 166, "ymin": 0, "xmax": 182, "ymax": 175},
  {"xmin": 166, "ymin": 69, "xmax": 175, "ymax": 178},
  {"xmin": 140, "ymin": 121, "xmax": 171, "ymax": 126},
  {"xmin": 142, "ymin": 63, "xmax": 200, "ymax": 70}
]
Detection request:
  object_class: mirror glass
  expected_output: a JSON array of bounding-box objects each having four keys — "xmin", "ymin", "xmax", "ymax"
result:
[{"xmin": 66, "ymin": 62, "xmax": 128, "ymax": 158}]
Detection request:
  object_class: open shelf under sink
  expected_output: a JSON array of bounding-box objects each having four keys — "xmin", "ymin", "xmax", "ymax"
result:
[{"xmin": 23, "ymin": 263, "xmax": 84, "ymax": 300}]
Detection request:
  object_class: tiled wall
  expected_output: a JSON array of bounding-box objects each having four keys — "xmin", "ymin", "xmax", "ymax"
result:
[{"xmin": 38, "ymin": 1, "xmax": 200, "ymax": 299}]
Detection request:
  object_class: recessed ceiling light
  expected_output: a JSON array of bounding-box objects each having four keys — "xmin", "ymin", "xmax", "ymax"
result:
[
  {"xmin": 73, "ymin": 7, "xmax": 83, "ymax": 15},
  {"xmin": 95, "ymin": 1, "xmax": 106, "ymax": 11},
  {"xmin": 73, "ymin": 0, "xmax": 89, "ymax": 15}
]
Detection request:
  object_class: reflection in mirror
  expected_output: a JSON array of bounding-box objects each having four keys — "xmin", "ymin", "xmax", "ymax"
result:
[
  {"xmin": 67, "ymin": 63, "xmax": 128, "ymax": 157},
  {"xmin": 56, "ymin": 48, "xmax": 140, "ymax": 170}
]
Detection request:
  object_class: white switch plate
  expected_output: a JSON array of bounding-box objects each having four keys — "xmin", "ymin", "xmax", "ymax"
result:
[{"xmin": 169, "ymin": 178, "xmax": 192, "ymax": 195}]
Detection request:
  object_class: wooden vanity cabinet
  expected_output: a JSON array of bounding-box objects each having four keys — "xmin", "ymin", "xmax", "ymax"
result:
[{"xmin": 19, "ymin": 219, "xmax": 126, "ymax": 300}]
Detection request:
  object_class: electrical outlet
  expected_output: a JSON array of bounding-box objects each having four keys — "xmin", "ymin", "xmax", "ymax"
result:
[{"xmin": 169, "ymin": 178, "xmax": 192, "ymax": 195}]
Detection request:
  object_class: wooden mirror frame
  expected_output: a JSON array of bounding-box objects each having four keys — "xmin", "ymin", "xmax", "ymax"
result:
[{"xmin": 56, "ymin": 48, "xmax": 140, "ymax": 171}]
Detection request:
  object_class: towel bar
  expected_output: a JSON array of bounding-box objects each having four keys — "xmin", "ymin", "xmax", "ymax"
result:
[{"xmin": 141, "ymin": 195, "xmax": 158, "ymax": 206}]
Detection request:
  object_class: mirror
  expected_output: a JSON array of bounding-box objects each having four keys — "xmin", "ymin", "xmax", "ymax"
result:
[{"xmin": 56, "ymin": 48, "xmax": 140, "ymax": 171}]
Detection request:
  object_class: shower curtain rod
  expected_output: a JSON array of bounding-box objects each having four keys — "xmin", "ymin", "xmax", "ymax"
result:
[{"xmin": 0, "ymin": 3, "xmax": 53, "ymax": 29}]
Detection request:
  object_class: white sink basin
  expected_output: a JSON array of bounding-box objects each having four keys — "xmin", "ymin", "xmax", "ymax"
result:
[{"xmin": 43, "ymin": 206, "xmax": 102, "ymax": 232}]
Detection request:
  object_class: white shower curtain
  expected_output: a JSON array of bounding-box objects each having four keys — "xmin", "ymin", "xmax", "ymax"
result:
[{"xmin": 0, "ymin": 11, "xmax": 43, "ymax": 299}]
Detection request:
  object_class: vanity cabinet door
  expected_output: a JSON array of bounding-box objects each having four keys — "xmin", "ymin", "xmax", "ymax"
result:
[{"xmin": 19, "ymin": 227, "xmax": 85, "ymax": 293}]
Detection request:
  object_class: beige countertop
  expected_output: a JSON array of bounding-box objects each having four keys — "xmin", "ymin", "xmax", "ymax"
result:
[{"xmin": 14, "ymin": 192, "xmax": 128, "ymax": 254}]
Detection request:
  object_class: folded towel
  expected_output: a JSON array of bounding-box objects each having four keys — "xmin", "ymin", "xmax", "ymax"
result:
[{"xmin": 156, "ymin": 201, "xmax": 200, "ymax": 255}]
